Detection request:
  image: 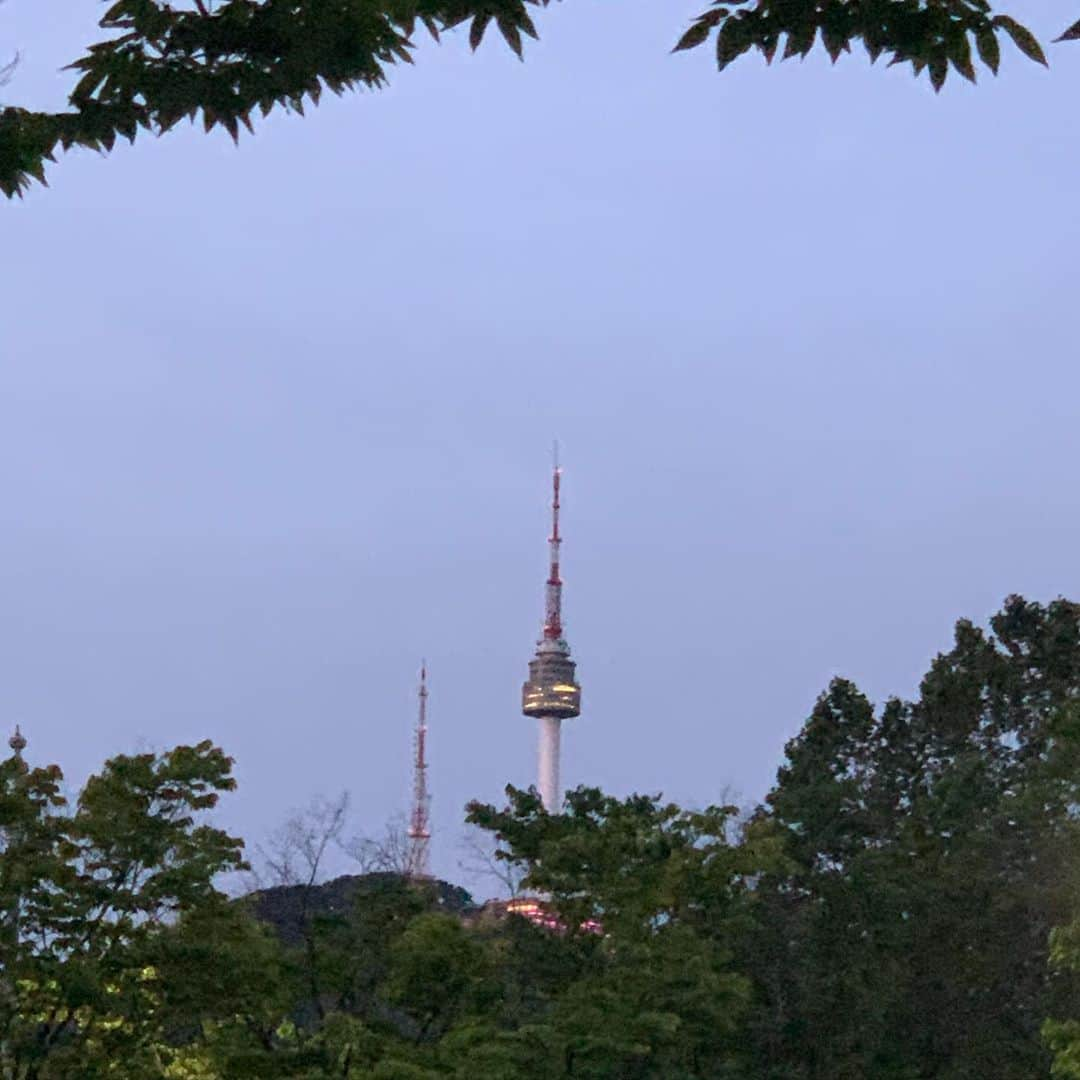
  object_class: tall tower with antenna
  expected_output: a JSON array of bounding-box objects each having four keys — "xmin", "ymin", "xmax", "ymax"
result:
[
  {"xmin": 521, "ymin": 450, "xmax": 582, "ymax": 811},
  {"xmin": 407, "ymin": 664, "xmax": 432, "ymax": 879},
  {"xmin": 8, "ymin": 725, "xmax": 26, "ymax": 761}
]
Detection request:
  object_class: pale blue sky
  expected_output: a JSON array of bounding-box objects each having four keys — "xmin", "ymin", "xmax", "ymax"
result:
[{"xmin": 2, "ymin": 2, "xmax": 1077, "ymax": 890}]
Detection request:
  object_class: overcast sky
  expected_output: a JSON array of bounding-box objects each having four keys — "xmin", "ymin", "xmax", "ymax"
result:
[{"xmin": 2, "ymin": 1, "xmax": 1077, "ymax": 891}]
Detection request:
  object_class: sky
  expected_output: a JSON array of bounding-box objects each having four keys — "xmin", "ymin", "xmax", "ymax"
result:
[{"xmin": 2, "ymin": 1, "xmax": 1078, "ymax": 893}]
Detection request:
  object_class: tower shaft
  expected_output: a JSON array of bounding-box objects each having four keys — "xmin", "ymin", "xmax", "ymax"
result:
[
  {"xmin": 538, "ymin": 716, "xmax": 561, "ymax": 811},
  {"xmin": 407, "ymin": 664, "xmax": 431, "ymax": 879}
]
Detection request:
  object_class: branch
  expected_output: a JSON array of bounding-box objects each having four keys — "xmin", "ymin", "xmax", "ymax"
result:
[
  {"xmin": 257, "ymin": 792, "xmax": 350, "ymax": 888},
  {"xmin": 674, "ymin": 1, "xmax": 1062, "ymax": 91},
  {"xmin": 0, "ymin": 0, "xmax": 556, "ymax": 197},
  {"xmin": 0, "ymin": 52, "xmax": 16, "ymax": 89},
  {"xmin": 342, "ymin": 813, "xmax": 415, "ymax": 876},
  {"xmin": 457, "ymin": 825, "xmax": 525, "ymax": 898}
]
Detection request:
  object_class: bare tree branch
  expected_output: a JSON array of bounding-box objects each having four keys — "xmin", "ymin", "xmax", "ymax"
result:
[
  {"xmin": 255, "ymin": 792, "xmax": 351, "ymax": 888},
  {"xmin": 341, "ymin": 813, "xmax": 416, "ymax": 876},
  {"xmin": 457, "ymin": 825, "xmax": 524, "ymax": 899}
]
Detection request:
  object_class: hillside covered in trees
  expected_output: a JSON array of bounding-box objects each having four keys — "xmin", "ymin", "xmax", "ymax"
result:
[{"xmin": 6, "ymin": 594, "xmax": 1080, "ymax": 1077}]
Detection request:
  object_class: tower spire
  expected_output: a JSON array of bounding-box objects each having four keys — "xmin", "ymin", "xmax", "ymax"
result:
[
  {"xmin": 544, "ymin": 442, "xmax": 563, "ymax": 641},
  {"xmin": 407, "ymin": 662, "xmax": 432, "ymax": 879},
  {"xmin": 522, "ymin": 449, "xmax": 582, "ymax": 812}
]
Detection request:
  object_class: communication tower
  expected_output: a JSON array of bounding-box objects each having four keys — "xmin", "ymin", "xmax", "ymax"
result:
[
  {"xmin": 521, "ymin": 450, "xmax": 581, "ymax": 811},
  {"xmin": 407, "ymin": 664, "xmax": 432, "ymax": 879},
  {"xmin": 8, "ymin": 725, "xmax": 25, "ymax": 761}
]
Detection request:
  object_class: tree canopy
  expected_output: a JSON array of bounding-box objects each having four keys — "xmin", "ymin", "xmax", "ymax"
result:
[
  {"xmin": 0, "ymin": 739, "xmax": 246, "ymax": 1076},
  {"xmin": 9, "ymin": 595, "xmax": 1080, "ymax": 1076},
  {"xmin": 1, "ymin": 1, "xmax": 1077, "ymax": 198}
]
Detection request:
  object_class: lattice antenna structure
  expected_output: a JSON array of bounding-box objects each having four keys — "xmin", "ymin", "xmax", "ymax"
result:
[{"xmin": 407, "ymin": 663, "xmax": 432, "ymax": 879}]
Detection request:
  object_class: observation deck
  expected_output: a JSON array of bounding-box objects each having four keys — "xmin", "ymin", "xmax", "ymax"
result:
[{"xmin": 522, "ymin": 638, "xmax": 581, "ymax": 720}]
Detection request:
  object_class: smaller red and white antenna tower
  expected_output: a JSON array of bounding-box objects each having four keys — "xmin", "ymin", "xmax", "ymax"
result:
[{"xmin": 407, "ymin": 662, "xmax": 432, "ymax": 879}]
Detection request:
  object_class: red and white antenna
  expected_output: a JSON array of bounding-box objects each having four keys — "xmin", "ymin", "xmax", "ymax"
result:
[
  {"xmin": 407, "ymin": 662, "xmax": 432, "ymax": 879},
  {"xmin": 544, "ymin": 441, "xmax": 564, "ymax": 642}
]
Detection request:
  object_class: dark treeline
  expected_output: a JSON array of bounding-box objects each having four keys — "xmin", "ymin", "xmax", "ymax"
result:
[{"xmin": 5, "ymin": 594, "xmax": 1080, "ymax": 1077}]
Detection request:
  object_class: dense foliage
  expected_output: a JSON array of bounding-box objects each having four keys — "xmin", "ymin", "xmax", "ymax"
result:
[
  {"xmin": 1, "ymin": 2, "xmax": 1078, "ymax": 198},
  {"xmin": 747, "ymin": 597, "xmax": 1080, "ymax": 1079},
  {"xmin": 0, "ymin": 740, "xmax": 245, "ymax": 1076},
  {"xmin": 9, "ymin": 594, "xmax": 1080, "ymax": 1076}
]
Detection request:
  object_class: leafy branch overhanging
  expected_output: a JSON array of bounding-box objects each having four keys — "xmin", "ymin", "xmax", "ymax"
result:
[{"xmin": 1, "ymin": 1, "xmax": 1077, "ymax": 197}]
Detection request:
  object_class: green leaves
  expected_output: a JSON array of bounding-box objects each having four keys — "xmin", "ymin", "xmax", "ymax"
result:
[
  {"xmin": 992, "ymin": 13, "xmax": 1047, "ymax": 66},
  {"xmin": 467, "ymin": 785, "xmax": 779, "ymax": 945},
  {"xmin": 464, "ymin": 785, "xmax": 780, "ymax": 1077},
  {"xmin": 0, "ymin": 0, "xmax": 558, "ymax": 197},
  {"xmin": 1058, "ymin": 18, "xmax": 1080, "ymax": 43},
  {"xmin": 755, "ymin": 596, "xmax": 1080, "ymax": 1080},
  {"xmin": 675, "ymin": 1, "xmax": 1063, "ymax": 89},
  {"xmin": 0, "ymin": 739, "xmax": 247, "ymax": 1077},
  {"xmin": 427, "ymin": 0, "xmax": 545, "ymax": 57},
  {"xmin": 975, "ymin": 24, "xmax": 1001, "ymax": 73},
  {"xmin": 383, "ymin": 914, "xmax": 486, "ymax": 1037},
  {"xmin": 3, "ymin": 0, "xmax": 1080, "ymax": 196}
]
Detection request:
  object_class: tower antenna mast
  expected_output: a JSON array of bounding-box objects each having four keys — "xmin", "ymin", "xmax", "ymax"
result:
[
  {"xmin": 407, "ymin": 663, "xmax": 432, "ymax": 879},
  {"xmin": 545, "ymin": 441, "xmax": 563, "ymax": 641}
]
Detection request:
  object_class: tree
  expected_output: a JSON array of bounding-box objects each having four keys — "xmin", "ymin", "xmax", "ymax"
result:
[
  {"xmin": 8, "ymin": 598, "xmax": 1080, "ymax": 1077},
  {"xmin": 344, "ymin": 814, "xmax": 419, "ymax": 878},
  {"xmin": 149, "ymin": 894, "xmax": 295, "ymax": 1074},
  {"xmin": 188, "ymin": 871, "xmax": 441, "ymax": 1077},
  {"xmin": 254, "ymin": 796, "xmax": 420, "ymax": 889},
  {"xmin": 0, "ymin": 737, "xmax": 253, "ymax": 1078},
  {"xmin": 466, "ymin": 784, "xmax": 786, "ymax": 1078},
  {"xmin": 1, "ymin": 1, "xmax": 1077, "ymax": 199},
  {"xmin": 255, "ymin": 792, "xmax": 351, "ymax": 890},
  {"xmin": 1043, "ymin": 889, "xmax": 1080, "ymax": 1080},
  {"xmin": 745, "ymin": 596, "xmax": 1080, "ymax": 1080},
  {"xmin": 457, "ymin": 824, "xmax": 526, "ymax": 899},
  {"xmin": 306, "ymin": 872, "xmax": 435, "ymax": 1022},
  {"xmin": 382, "ymin": 913, "xmax": 486, "ymax": 1040}
]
